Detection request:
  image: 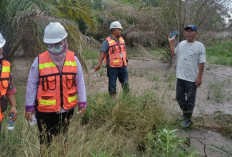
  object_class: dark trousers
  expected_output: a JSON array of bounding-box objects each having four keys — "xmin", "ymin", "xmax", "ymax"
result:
[
  {"xmin": 107, "ymin": 66, "xmax": 129, "ymax": 95},
  {"xmin": 176, "ymin": 78, "xmax": 197, "ymax": 119},
  {"xmin": 36, "ymin": 109, "xmax": 74, "ymax": 145}
]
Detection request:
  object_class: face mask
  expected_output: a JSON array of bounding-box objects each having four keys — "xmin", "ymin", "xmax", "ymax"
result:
[
  {"xmin": 48, "ymin": 44, "xmax": 63, "ymax": 54},
  {"xmin": 0, "ymin": 55, "xmax": 3, "ymax": 59}
]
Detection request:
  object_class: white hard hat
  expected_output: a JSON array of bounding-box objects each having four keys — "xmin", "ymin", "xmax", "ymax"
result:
[
  {"xmin": 0, "ymin": 33, "xmax": 6, "ymax": 48},
  {"xmin": 110, "ymin": 21, "xmax": 123, "ymax": 30},
  {"xmin": 43, "ymin": 22, "xmax": 68, "ymax": 44}
]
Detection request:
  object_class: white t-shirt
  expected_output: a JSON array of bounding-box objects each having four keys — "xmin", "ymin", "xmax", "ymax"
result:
[{"xmin": 175, "ymin": 40, "xmax": 206, "ymax": 82}]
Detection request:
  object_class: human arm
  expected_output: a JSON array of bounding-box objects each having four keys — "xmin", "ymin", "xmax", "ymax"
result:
[
  {"xmin": 195, "ymin": 44, "xmax": 206, "ymax": 87},
  {"xmin": 6, "ymin": 72, "xmax": 17, "ymax": 121},
  {"xmin": 168, "ymin": 35, "xmax": 176, "ymax": 56},
  {"xmin": 94, "ymin": 52, "xmax": 105, "ymax": 71},
  {"xmin": 195, "ymin": 63, "xmax": 204, "ymax": 87},
  {"xmin": 95, "ymin": 40, "xmax": 109, "ymax": 71},
  {"xmin": 7, "ymin": 94, "xmax": 17, "ymax": 121},
  {"xmin": 75, "ymin": 57, "xmax": 87, "ymax": 114},
  {"xmin": 25, "ymin": 57, "xmax": 39, "ymax": 120}
]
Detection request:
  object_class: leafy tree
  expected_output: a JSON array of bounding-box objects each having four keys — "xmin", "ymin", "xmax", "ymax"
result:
[
  {"xmin": 0, "ymin": 0, "xmax": 95, "ymax": 66},
  {"xmin": 93, "ymin": 0, "xmax": 230, "ymax": 66}
]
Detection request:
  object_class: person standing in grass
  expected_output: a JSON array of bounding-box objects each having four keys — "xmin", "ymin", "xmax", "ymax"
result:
[
  {"xmin": 0, "ymin": 33, "xmax": 17, "ymax": 134},
  {"xmin": 25, "ymin": 22, "xmax": 87, "ymax": 146},
  {"xmin": 95, "ymin": 21, "xmax": 129, "ymax": 98},
  {"xmin": 168, "ymin": 25, "xmax": 206, "ymax": 128}
]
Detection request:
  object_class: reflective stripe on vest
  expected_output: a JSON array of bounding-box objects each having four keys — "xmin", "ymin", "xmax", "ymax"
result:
[
  {"xmin": 114, "ymin": 60, "xmax": 120, "ymax": 63},
  {"xmin": 108, "ymin": 40, "xmax": 115, "ymax": 44},
  {"xmin": 2, "ymin": 66, "xmax": 10, "ymax": 72},
  {"xmin": 64, "ymin": 61, "xmax": 77, "ymax": 67},
  {"xmin": 39, "ymin": 62, "xmax": 56, "ymax": 70},
  {"xmin": 37, "ymin": 50, "xmax": 78, "ymax": 112},
  {"xmin": 104, "ymin": 36, "xmax": 127, "ymax": 68},
  {"xmin": 39, "ymin": 61, "xmax": 77, "ymax": 70},
  {"xmin": 39, "ymin": 99, "xmax": 56, "ymax": 106},
  {"xmin": 0, "ymin": 60, "xmax": 11, "ymax": 122},
  {"xmin": 68, "ymin": 95, "xmax": 77, "ymax": 103}
]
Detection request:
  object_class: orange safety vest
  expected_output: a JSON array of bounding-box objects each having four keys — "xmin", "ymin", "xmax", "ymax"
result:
[
  {"xmin": 104, "ymin": 36, "xmax": 127, "ymax": 68},
  {"xmin": 0, "ymin": 60, "xmax": 11, "ymax": 122},
  {"xmin": 37, "ymin": 50, "xmax": 78, "ymax": 112}
]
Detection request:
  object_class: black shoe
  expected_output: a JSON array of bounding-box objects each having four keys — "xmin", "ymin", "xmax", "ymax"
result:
[{"xmin": 181, "ymin": 119, "xmax": 192, "ymax": 128}]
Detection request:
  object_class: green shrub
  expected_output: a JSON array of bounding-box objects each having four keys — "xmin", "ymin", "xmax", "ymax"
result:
[
  {"xmin": 206, "ymin": 40, "xmax": 232, "ymax": 66},
  {"xmin": 146, "ymin": 129, "xmax": 198, "ymax": 157}
]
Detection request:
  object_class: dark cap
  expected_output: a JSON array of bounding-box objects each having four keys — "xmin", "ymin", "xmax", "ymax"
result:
[{"xmin": 184, "ymin": 25, "xmax": 197, "ymax": 32}]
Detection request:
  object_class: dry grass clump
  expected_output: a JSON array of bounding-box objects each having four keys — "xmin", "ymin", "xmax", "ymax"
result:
[{"xmin": 0, "ymin": 91, "xmax": 167, "ymax": 156}]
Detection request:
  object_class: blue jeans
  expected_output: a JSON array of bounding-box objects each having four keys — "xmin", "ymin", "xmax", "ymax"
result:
[
  {"xmin": 176, "ymin": 78, "xmax": 197, "ymax": 119},
  {"xmin": 107, "ymin": 66, "xmax": 129, "ymax": 95}
]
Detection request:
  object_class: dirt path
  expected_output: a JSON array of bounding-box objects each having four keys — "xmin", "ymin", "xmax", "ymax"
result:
[{"xmin": 12, "ymin": 55, "xmax": 232, "ymax": 156}]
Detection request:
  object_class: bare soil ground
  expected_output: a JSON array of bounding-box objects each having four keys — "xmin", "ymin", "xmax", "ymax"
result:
[{"xmin": 12, "ymin": 54, "xmax": 232, "ymax": 156}]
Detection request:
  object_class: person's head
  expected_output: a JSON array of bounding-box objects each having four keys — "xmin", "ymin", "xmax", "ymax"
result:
[
  {"xmin": 184, "ymin": 25, "xmax": 198, "ymax": 42},
  {"xmin": 110, "ymin": 21, "xmax": 123, "ymax": 37},
  {"xmin": 0, "ymin": 33, "xmax": 6, "ymax": 56},
  {"xmin": 43, "ymin": 22, "xmax": 68, "ymax": 54}
]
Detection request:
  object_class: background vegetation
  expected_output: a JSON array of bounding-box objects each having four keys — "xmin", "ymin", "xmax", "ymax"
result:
[{"xmin": 1, "ymin": 0, "xmax": 231, "ymax": 65}]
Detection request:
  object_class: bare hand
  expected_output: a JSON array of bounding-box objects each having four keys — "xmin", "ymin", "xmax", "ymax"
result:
[
  {"xmin": 9, "ymin": 106, "xmax": 17, "ymax": 121},
  {"xmin": 94, "ymin": 65, "xmax": 101, "ymax": 71},
  {"xmin": 25, "ymin": 111, "xmax": 35, "ymax": 121},
  {"xmin": 195, "ymin": 77, "xmax": 202, "ymax": 87},
  {"xmin": 168, "ymin": 35, "xmax": 176, "ymax": 42},
  {"xmin": 78, "ymin": 108, "xmax": 86, "ymax": 115}
]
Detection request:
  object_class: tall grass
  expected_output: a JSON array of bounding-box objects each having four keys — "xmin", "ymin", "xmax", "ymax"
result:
[
  {"xmin": 206, "ymin": 40, "xmax": 232, "ymax": 66},
  {"xmin": 0, "ymin": 87, "xmax": 197, "ymax": 156},
  {"xmin": 0, "ymin": 85, "xmax": 40, "ymax": 156}
]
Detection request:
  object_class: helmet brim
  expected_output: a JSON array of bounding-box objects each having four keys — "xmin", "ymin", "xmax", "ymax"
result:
[
  {"xmin": 110, "ymin": 27, "xmax": 123, "ymax": 30},
  {"xmin": 43, "ymin": 34, "xmax": 67, "ymax": 44}
]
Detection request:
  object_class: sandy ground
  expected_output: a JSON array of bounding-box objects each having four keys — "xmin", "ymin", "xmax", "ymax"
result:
[{"xmin": 12, "ymin": 55, "xmax": 232, "ymax": 156}]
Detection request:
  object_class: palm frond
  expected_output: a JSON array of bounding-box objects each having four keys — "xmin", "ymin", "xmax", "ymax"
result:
[{"xmin": 0, "ymin": 0, "xmax": 95, "ymax": 71}]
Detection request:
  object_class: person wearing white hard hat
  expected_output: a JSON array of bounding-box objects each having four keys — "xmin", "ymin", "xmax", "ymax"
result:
[
  {"xmin": 95, "ymin": 21, "xmax": 129, "ymax": 98},
  {"xmin": 25, "ymin": 22, "xmax": 87, "ymax": 146},
  {"xmin": 0, "ymin": 33, "xmax": 18, "ymax": 134}
]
